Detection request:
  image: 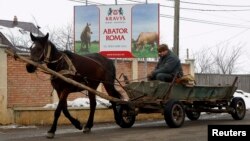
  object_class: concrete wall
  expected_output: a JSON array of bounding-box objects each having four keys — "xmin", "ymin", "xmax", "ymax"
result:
[
  {"xmin": 0, "ymin": 48, "xmax": 13, "ymax": 124},
  {"xmin": 13, "ymin": 107, "xmax": 163, "ymax": 125}
]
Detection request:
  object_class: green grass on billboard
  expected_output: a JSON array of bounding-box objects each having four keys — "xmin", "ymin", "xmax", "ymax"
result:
[{"xmin": 75, "ymin": 41, "xmax": 158, "ymax": 58}]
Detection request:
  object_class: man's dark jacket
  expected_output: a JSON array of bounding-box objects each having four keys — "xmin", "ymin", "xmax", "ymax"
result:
[{"xmin": 152, "ymin": 51, "xmax": 183, "ymax": 78}]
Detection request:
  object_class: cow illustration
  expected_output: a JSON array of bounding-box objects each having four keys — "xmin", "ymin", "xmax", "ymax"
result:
[{"xmin": 135, "ymin": 32, "xmax": 159, "ymax": 51}]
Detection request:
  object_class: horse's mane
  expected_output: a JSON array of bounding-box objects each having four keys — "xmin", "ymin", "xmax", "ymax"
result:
[
  {"xmin": 46, "ymin": 41, "xmax": 72, "ymax": 57},
  {"xmin": 63, "ymin": 50, "xmax": 74, "ymax": 58}
]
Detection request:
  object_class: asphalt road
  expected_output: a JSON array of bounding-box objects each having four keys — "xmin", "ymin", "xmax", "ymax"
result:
[{"xmin": 1, "ymin": 110, "xmax": 250, "ymax": 141}]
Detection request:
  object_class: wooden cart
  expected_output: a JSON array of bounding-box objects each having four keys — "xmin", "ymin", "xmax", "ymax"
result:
[{"xmin": 115, "ymin": 77, "xmax": 246, "ymax": 128}]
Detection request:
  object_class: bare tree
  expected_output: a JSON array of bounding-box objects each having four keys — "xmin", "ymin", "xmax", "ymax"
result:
[
  {"xmin": 212, "ymin": 42, "xmax": 243, "ymax": 74},
  {"xmin": 194, "ymin": 48, "xmax": 216, "ymax": 73},
  {"xmin": 194, "ymin": 42, "xmax": 244, "ymax": 74},
  {"xmin": 46, "ymin": 23, "xmax": 74, "ymax": 51}
]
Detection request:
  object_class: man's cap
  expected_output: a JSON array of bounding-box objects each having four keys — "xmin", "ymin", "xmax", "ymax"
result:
[{"xmin": 157, "ymin": 44, "xmax": 169, "ymax": 52}]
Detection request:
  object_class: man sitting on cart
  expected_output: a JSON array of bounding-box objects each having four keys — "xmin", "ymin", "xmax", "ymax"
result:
[{"xmin": 147, "ymin": 44, "xmax": 183, "ymax": 82}]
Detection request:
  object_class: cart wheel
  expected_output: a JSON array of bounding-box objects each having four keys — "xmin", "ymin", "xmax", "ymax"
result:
[
  {"xmin": 186, "ymin": 111, "xmax": 200, "ymax": 121},
  {"xmin": 230, "ymin": 97, "xmax": 246, "ymax": 120},
  {"xmin": 164, "ymin": 99, "xmax": 185, "ymax": 128},
  {"xmin": 115, "ymin": 105, "xmax": 135, "ymax": 128}
]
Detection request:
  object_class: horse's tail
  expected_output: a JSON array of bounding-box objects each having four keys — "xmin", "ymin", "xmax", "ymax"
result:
[
  {"xmin": 109, "ymin": 59, "xmax": 117, "ymax": 80},
  {"xmin": 106, "ymin": 59, "xmax": 123, "ymax": 99}
]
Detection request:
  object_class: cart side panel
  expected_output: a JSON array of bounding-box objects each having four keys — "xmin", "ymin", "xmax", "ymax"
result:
[
  {"xmin": 125, "ymin": 81, "xmax": 170, "ymax": 99},
  {"xmin": 169, "ymin": 84, "xmax": 193, "ymax": 100},
  {"xmin": 170, "ymin": 85, "xmax": 237, "ymax": 101},
  {"xmin": 125, "ymin": 81, "xmax": 237, "ymax": 102}
]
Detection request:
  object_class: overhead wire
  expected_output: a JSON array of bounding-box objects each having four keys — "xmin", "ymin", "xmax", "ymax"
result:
[
  {"xmin": 167, "ymin": 0, "xmax": 250, "ymax": 8},
  {"xmin": 68, "ymin": 0, "xmax": 250, "ymax": 29}
]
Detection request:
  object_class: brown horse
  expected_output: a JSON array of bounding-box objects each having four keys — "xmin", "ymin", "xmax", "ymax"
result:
[
  {"xmin": 80, "ymin": 22, "xmax": 92, "ymax": 52},
  {"xmin": 26, "ymin": 33, "xmax": 122, "ymax": 138}
]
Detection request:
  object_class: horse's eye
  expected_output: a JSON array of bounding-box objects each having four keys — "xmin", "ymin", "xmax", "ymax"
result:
[{"xmin": 30, "ymin": 44, "xmax": 35, "ymax": 49}]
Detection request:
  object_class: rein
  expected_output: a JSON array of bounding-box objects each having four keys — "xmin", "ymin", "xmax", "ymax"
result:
[
  {"xmin": 44, "ymin": 42, "xmax": 52, "ymax": 63},
  {"xmin": 57, "ymin": 53, "xmax": 76, "ymax": 75},
  {"xmin": 39, "ymin": 42, "xmax": 77, "ymax": 76}
]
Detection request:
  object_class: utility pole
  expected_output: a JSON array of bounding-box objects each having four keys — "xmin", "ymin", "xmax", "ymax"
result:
[{"xmin": 173, "ymin": 0, "xmax": 180, "ymax": 57}]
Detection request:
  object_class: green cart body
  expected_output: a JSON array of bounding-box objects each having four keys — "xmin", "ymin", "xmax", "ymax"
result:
[{"xmin": 115, "ymin": 77, "xmax": 246, "ymax": 128}]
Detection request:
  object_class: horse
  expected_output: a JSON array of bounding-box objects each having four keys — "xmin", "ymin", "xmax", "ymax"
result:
[
  {"xmin": 80, "ymin": 22, "xmax": 92, "ymax": 52},
  {"xmin": 26, "ymin": 32, "xmax": 122, "ymax": 138}
]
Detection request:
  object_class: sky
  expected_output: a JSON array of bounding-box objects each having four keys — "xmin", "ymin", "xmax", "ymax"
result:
[{"xmin": 1, "ymin": 0, "xmax": 250, "ymax": 73}]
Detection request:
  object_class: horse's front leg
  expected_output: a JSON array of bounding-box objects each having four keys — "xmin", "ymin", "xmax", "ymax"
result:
[
  {"xmin": 47, "ymin": 99, "xmax": 65, "ymax": 138},
  {"xmin": 86, "ymin": 42, "xmax": 89, "ymax": 51},
  {"xmin": 62, "ymin": 105, "xmax": 83, "ymax": 130},
  {"xmin": 83, "ymin": 92, "xmax": 96, "ymax": 133}
]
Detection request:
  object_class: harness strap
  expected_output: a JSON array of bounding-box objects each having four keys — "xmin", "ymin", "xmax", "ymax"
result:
[
  {"xmin": 58, "ymin": 53, "xmax": 77, "ymax": 76},
  {"xmin": 44, "ymin": 43, "xmax": 51, "ymax": 63}
]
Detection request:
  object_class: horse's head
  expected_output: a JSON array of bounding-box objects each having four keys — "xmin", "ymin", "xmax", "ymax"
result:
[
  {"xmin": 30, "ymin": 32, "xmax": 50, "ymax": 62},
  {"xmin": 84, "ymin": 23, "xmax": 92, "ymax": 34},
  {"xmin": 26, "ymin": 33, "xmax": 50, "ymax": 73}
]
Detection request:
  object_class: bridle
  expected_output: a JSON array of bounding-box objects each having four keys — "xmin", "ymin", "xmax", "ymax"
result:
[
  {"xmin": 30, "ymin": 41, "xmax": 63, "ymax": 64},
  {"xmin": 30, "ymin": 41, "xmax": 76, "ymax": 76}
]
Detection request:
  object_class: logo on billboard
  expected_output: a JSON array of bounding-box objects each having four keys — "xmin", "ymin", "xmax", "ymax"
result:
[{"xmin": 106, "ymin": 7, "xmax": 126, "ymax": 22}]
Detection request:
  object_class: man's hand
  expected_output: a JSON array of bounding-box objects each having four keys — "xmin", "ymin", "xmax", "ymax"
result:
[{"xmin": 147, "ymin": 72, "xmax": 153, "ymax": 80}]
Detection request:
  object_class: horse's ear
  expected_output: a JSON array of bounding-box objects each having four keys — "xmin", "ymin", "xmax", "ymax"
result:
[
  {"xmin": 44, "ymin": 33, "xmax": 49, "ymax": 41},
  {"xmin": 30, "ymin": 32, "xmax": 36, "ymax": 41}
]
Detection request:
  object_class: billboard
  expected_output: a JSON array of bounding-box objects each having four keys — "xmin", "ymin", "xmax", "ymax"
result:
[{"xmin": 74, "ymin": 4, "xmax": 159, "ymax": 58}]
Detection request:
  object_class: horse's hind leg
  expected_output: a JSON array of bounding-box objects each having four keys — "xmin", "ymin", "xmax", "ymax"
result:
[{"xmin": 84, "ymin": 83, "xmax": 98, "ymax": 133}]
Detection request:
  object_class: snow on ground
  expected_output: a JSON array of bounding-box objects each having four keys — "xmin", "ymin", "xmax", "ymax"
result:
[
  {"xmin": 234, "ymin": 90, "xmax": 250, "ymax": 109},
  {"xmin": 43, "ymin": 96, "xmax": 111, "ymax": 109},
  {"xmin": 43, "ymin": 90, "xmax": 250, "ymax": 109}
]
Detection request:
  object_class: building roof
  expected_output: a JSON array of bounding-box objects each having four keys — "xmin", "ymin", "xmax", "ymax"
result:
[
  {"xmin": 0, "ymin": 19, "xmax": 43, "ymax": 35},
  {"xmin": 0, "ymin": 17, "xmax": 43, "ymax": 53}
]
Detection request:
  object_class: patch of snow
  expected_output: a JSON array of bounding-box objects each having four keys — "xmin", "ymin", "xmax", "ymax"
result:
[
  {"xmin": 0, "ymin": 124, "xmax": 37, "ymax": 129},
  {"xmin": 71, "ymin": 98, "xmax": 90, "ymax": 108},
  {"xmin": 43, "ymin": 102, "xmax": 58, "ymax": 109},
  {"xmin": 43, "ymin": 96, "xmax": 111, "ymax": 109},
  {"xmin": 234, "ymin": 90, "xmax": 250, "ymax": 109}
]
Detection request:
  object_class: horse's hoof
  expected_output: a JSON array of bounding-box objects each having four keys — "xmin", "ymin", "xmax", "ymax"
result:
[
  {"xmin": 83, "ymin": 127, "xmax": 91, "ymax": 133},
  {"xmin": 76, "ymin": 124, "xmax": 83, "ymax": 130},
  {"xmin": 46, "ymin": 132, "xmax": 55, "ymax": 139}
]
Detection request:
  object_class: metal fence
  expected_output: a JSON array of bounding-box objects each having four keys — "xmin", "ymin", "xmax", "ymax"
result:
[{"xmin": 195, "ymin": 73, "xmax": 250, "ymax": 93}]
